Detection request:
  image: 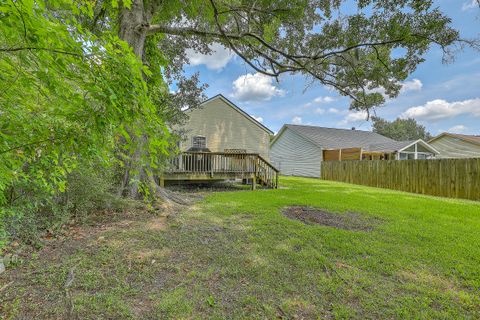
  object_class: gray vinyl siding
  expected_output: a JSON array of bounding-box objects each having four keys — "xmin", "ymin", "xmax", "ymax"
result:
[
  {"xmin": 270, "ymin": 128, "xmax": 322, "ymax": 177},
  {"xmin": 430, "ymin": 136, "xmax": 480, "ymax": 159}
]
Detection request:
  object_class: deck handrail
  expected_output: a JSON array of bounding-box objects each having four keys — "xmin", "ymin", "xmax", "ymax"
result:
[
  {"xmin": 168, "ymin": 151, "xmax": 263, "ymax": 156},
  {"xmin": 257, "ymin": 154, "xmax": 280, "ymax": 173},
  {"xmin": 165, "ymin": 151, "xmax": 279, "ymax": 188}
]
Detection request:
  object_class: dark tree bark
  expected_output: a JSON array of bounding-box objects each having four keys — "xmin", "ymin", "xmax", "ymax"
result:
[
  {"xmin": 117, "ymin": 0, "xmax": 152, "ymax": 198},
  {"xmin": 117, "ymin": 0, "xmax": 186, "ymax": 202},
  {"xmin": 118, "ymin": 0, "xmax": 148, "ymax": 57}
]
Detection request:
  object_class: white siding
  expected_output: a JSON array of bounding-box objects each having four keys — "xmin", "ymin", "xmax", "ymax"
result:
[
  {"xmin": 270, "ymin": 128, "xmax": 322, "ymax": 177},
  {"xmin": 180, "ymin": 98, "xmax": 271, "ymax": 159},
  {"xmin": 430, "ymin": 136, "xmax": 480, "ymax": 159}
]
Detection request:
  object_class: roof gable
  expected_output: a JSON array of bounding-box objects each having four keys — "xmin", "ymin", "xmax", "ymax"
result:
[
  {"xmin": 197, "ymin": 94, "xmax": 273, "ymax": 135},
  {"xmin": 430, "ymin": 132, "xmax": 480, "ymax": 147},
  {"xmin": 270, "ymin": 124, "xmax": 321, "ymax": 149},
  {"xmin": 368, "ymin": 139, "xmax": 439, "ymax": 154}
]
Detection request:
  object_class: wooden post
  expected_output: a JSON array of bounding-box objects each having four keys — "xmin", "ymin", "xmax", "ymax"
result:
[
  {"xmin": 178, "ymin": 154, "xmax": 183, "ymax": 171},
  {"xmin": 159, "ymin": 175, "xmax": 165, "ymax": 188},
  {"xmin": 210, "ymin": 153, "xmax": 214, "ymax": 178},
  {"xmin": 252, "ymin": 156, "xmax": 258, "ymax": 190}
]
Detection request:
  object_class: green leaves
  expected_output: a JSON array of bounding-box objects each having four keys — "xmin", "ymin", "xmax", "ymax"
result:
[
  {"xmin": 371, "ymin": 117, "xmax": 433, "ymax": 141},
  {"xmin": 152, "ymin": 0, "xmax": 467, "ymax": 111},
  {"xmin": 0, "ymin": 0, "xmax": 171, "ymax": 242}
]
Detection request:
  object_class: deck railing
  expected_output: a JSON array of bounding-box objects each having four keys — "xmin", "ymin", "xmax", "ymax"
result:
[{"xmin": 165, "ymin": 152, "xmax": 279, "ymax": 188}]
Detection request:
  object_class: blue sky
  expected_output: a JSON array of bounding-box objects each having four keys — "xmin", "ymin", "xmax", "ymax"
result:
[{"xmin": 182, "ymin": 0, "xmax": 480, "ymax": 135}]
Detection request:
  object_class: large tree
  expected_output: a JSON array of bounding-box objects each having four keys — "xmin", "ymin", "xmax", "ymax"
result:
[{"xmin": 371, "ymin": 116, "xmax": 432, "ymax": 141}]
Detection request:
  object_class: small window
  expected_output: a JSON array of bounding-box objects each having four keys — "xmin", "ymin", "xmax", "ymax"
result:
[{"xmin": 192, "ymin": 136, "xmax": 206, "ymax": 149}]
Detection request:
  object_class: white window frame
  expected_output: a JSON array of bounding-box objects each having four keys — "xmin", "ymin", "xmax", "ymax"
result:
[{"xmin": 396, "ymin": 141, "xmax": 436, "ymax": 160}]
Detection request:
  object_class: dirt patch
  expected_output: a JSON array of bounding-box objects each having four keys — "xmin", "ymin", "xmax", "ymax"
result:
[
  {"xmin": 145, "ymin": 216, "xmax": 167, "ymax": 231},
  {"xmin": 282, "ymin": 206, "xmax": 379, "ymax": 231}
]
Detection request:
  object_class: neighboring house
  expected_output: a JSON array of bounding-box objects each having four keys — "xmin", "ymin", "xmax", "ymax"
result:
[
  {"xmin": 429, "ymin": 133, "xmax": 480, "ymax": 158},
  {"xmin": 270, "ymin": 124, "xmax": 438, "ymax": 177},
  {"xmin": 179, "ymin": 94, "xmax": 273, "ymax": 159}
]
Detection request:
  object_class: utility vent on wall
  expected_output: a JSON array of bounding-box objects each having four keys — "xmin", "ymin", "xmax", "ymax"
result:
[
  {"xmin": 188, "ymin": 136, "xmax": 210, "ymax": 152},
  {"xmin": 192, "ymin": 136, "xmax": 206, "ymax": 149}
]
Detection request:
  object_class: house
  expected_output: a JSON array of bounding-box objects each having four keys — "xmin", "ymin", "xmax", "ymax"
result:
[
  {"xmin": 163, "ymin": 94, "xmax": 279, "ymax": 189},
  {"xmin": 269, "ymin": 124, "xmax": 438, "ymax": 177},
  {"xmin": 429, "ymin": 133, "xmax": 480, "ymax": 158},
  {"xmin": 178, "ymin": 94, "xmax": 273, "ymax": 159}
]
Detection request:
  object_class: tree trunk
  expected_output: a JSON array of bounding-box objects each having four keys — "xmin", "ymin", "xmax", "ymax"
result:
[
  {"xmin": 117, "ymin": 0, "xmax": 150, "ymax": 198},
  {"xmin": 118, "ymin": 0, "xmax": 148, "ymax": 58},
  {"xmin": 117, "ymin": 0, "xmax": 181, "ymax": 202}
]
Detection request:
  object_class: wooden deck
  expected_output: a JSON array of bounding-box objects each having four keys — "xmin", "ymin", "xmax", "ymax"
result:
[{"xmin": 162, "ymin": 152, "xmax": 279, "ymax": 189}]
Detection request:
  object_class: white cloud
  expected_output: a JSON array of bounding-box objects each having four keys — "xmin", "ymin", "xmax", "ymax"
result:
[
  {"xmin": 314, "ymin": 108, "xmax": 325, "ymax": 114},
  {"xmin": 250, "ymin": 115, "xmax": 263, "ymax": 123},
  {"xmin": 340, "ymin": 111, "xmax": 369, "ymax": 124},
  {"xmin": 401, "ymin": 98, "xmax": 480, "ymax": 121},
  {"xmin": 231, "ymin": 72, "xmax": 286, "ymax": 102},
  {"xmin": 292, "ymin": 116, "xmax": 302, "ymax": 124},
  {"xmin": 462, "ymin": 0, "xmax": 478, "ymax": 11},
  {"xmin": 401, "ymin": 79, "xmax": 423, "ymax": 93},
  {"xmin": 186, "ymin": 43, "xmax": 233, "ymax": 70},
  {"xmin": 367, "ymin": 78, "xmax": 423, "ymax": 97},
  {"xmin": 448, "ymin": 125, "xmax": 467, "ymax": 133},
  {"xmin": 328, "ymin": 107, "xmax": 342, "ymax": 114},
  {"xmin": 304, "ymin": 96, "xmax": 336, "ymax": 108},
  {"xmin": 313, "ymin": 96, "xmax": 336, "ymax": 104}
]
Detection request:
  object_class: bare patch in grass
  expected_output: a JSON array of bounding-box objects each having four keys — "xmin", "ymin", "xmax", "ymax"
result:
[
  {"xmin": 145, "ymin": 216, "xmax": 167, "ymax": 231},
  {"xmin": 282, "ymin": 206, "xmax": 379, "ymax": 231}
]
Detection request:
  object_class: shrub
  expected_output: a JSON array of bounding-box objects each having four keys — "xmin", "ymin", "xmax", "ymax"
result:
[{"xmin": 1, "ymin": 161, "xmax": 126, "ymax": 248}]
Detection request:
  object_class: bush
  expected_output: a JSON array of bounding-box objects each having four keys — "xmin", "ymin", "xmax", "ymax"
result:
[{"xmin": 1, "ymin": 161, "xmax": 126, "ymax": 248}]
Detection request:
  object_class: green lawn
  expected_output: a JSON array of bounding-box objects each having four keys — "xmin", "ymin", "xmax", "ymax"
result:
[{"xmin": 2, "ymin": 176, "xmax": 480, "ymax": 319}]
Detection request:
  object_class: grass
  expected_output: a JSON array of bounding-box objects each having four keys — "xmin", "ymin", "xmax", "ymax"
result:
[{"xmin": 1, "ymin": 176, "xmax": 480, "ymax": 319}]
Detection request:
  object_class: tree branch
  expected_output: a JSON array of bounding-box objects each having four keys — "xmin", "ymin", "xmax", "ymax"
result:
[{"xmin": 0, "ymin": 47, "xmax": 82, "ymax": 57}]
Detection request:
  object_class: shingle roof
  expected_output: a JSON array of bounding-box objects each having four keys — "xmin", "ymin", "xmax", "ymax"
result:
[
  {"xmin": 285, "ymin": 124, "xmax": 396, "ymax": 150},
  {"xmin": 367, "ymin": 140, "xmax": 416, "ymax": 152},
  {"xmin": 430, "ymin": 133, "xmax": 480, "ymax": 146}
]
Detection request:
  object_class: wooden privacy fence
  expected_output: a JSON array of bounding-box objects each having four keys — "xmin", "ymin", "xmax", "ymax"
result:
[{"xmin": 321, "ymin": 158, "xmax": 480, "ymax": 201}]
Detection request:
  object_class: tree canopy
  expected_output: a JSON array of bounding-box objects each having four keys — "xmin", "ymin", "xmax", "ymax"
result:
[
  {"xmin": 371, "ymin": 117, "xmax": 433, "ymax": 141},
  {"xmin": 109, "ymin": 0, "xmax": 477, "ymax": 111}
]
